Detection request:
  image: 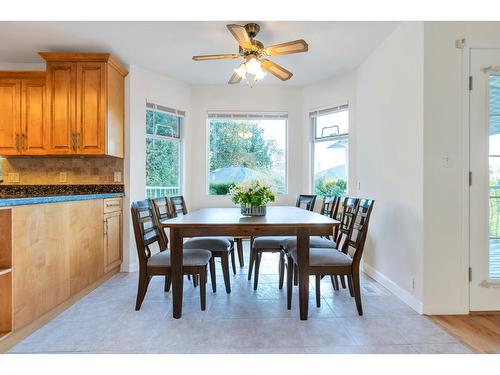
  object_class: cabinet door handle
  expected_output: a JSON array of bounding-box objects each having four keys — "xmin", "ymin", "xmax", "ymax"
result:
[
  {"xmin": 104, "ymin": 219, "xmax": 108, "ymax": 235},
  {"xmin": 106, "ymin": 202, "xmax": 120, "ymax": 207}
]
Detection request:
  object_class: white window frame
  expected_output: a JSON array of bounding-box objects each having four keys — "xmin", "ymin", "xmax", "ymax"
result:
[
  {"xmin": 310, "ymin": 104, "xmax": 349, "ymax": 195},
  {"xmin": 206, "ymin": 111, "xmax": 289, "ymax": 196},
  {"xmin": 145, "ymin": 102, "xmax": 184, "ymax": 198}
]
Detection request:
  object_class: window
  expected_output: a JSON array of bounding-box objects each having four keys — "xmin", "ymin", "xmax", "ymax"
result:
[
  {"xmin": 207, "ymin": 112, "xmax": 287, "ymax": 195},
  {"xmin": 311, "ymin": 105, "xmax": 349, "ymax": 197},
  {"xmin": 145, "ymin": 102, "xmax": 184, "ymax": 198}
]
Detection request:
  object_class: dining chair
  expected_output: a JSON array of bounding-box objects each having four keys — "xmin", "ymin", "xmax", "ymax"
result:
[
  {"xmin": 151, "ymin": 196, "xmax": 204, "ymax": 288},
  {"xmin": 248, "ymin": 194, "xmax": 317, "ymax": 290},
  {"xmin": 131, "ymin": 199, "xmax": 211, "ymax": 311},
  {"xmin": 281, "ymin": 196, "xmax": 358, "ymax": 290},
  {"xmin": 285, "ymin": 198, "xmax": 374, "ymax": 315},
  {"xmin": 169, "ymin": 195, "xmax": 237, "ymax": 293}
]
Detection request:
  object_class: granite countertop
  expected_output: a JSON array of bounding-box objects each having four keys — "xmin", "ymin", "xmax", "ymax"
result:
[
  {"xmin": 0, "ymin": 184, "xmax": 125, "ymax": 207},
  {"xmin": 0, "ymin": 193, "xmax": 125, "ymax": 207}
]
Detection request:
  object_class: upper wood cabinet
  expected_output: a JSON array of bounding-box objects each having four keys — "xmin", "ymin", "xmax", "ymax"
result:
[
  {"xmin": 40, "ymin": 52, "xmax": 128, "ymax": 158},
  {"xmin": 0, "ymin": 72, "xmax": 47, "ymax": 156}
]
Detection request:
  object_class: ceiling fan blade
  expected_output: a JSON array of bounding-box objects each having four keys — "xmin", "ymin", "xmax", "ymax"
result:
[
  {"xmin": 265, "ymin": 39, "xmax": 309, "ymax": 56},
  {"xmin": 261, "ymin": 59, "xmax": 293, "ymax": 81},
  {"xmin": 226, "ymin": 24, "xmax": 253, "ymax": 49},
  {"xmin": 228, "ymin": 72, "xmax": 242, "ymax": 85},
  {"xmin": 192, "ymin": 54, "xmax": 240, "ymax": 61}
]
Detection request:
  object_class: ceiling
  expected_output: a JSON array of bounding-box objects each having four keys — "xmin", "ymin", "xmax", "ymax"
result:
[{"xmin": 0, "ymin": 21, "xmax": 398, "ymax": 86}]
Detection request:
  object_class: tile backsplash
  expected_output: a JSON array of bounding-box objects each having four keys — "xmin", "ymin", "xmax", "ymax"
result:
[{"xmin": 0, "ymin": 156, "xmax": 124, "ymax": 185}]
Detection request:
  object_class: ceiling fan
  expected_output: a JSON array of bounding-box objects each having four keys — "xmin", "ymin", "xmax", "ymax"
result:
[{"xmin": 192, "ymin": 23, "xmax": 308, "ymax": 85}]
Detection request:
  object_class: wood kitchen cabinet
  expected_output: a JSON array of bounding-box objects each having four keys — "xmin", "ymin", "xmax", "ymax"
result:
[
  {"xmin": 0, "ymin": 72, "xmax": 47, "ymax": 156},
  {"xmin": 103, "ymin": 198, "xmax": 122, "ymax": 273},
  {"xmin": 40, "ymin": 53, "xmax": 127, "ymax": 158},
  {"xmin": 4, "ymin": 197, "xmax": 122, "ymax": 332}
]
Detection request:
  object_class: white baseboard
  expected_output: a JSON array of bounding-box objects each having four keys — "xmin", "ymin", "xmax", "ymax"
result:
[{"xmin": 362, "ymin": 262, "xmax": 423, "ymax": 314}]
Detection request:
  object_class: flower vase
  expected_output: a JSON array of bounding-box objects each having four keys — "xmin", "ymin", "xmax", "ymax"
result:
[{"xmin": 240, "ymin": 205, "xmax": 267, "ymax": 217}]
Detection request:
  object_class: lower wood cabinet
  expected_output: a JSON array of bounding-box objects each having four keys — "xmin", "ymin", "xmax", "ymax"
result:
[
  {"xmin": 103, "ymin": 200, "xmax": 122, "ymax": 273},
  {"xmin": 6, "ymin": 198, "xmax": 122, "ymax": 332}
]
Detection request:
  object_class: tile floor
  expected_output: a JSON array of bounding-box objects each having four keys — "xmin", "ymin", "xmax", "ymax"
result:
[{"xmin": 9, "ymin": 242, "xmax": 473, "ymax": 354}]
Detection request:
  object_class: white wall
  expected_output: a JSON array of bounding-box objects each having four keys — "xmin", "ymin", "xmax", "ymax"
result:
[
  {"xmin": 302, "ymin": 72, "xmax": 357, "ymax": 194},
  {"xmin": 422, "ymin": 22, "xmax": 500, "ymax": 314},
  {"xmin": 123, "ymin": 65, "xmax": 192, "ymax": 271},
  {"xmin": 355, "ymin": 22, "xmax": 425, "ymax": 312},
  {"xmin": 187, "ymin": 85, "xmax": 304, "ymax": 211},
  {"xmin": 0, "ymin": 62, "xmax": 45, "ymax": 70}
]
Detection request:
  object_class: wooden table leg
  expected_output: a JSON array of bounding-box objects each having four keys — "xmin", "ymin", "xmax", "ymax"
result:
[
  {"xmin": 170, "ymin": 228, "xmax": 183, "ymax": 319},
  {"xmin": 297, "ymin": 227, "xmax": 310, "ymax": 320}
]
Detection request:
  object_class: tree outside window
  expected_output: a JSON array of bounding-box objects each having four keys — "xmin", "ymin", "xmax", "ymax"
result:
[
  {"xmin": 208, "ymin": 117, "xmax": 287, "ymax": 195},
  {"xmin": 145, "ymin": 108, "xmax": 182, "ymax": 198}
]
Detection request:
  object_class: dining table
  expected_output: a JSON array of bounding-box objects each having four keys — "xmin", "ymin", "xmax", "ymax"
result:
[{"xmin": 161, "ymin": 206, "xmax": 340, "ymax": 320}]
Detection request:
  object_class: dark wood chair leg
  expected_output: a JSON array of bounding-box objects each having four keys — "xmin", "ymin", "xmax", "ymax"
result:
[
  {"xmin": 278, "ymin": 251, "xmax": 285, "ymax": 290},
  {"xmin": 340, "ymin": 275, "xmax": 347, "ymax": 289},
  {"xmin": 164, "ymin": 275, "xmax": 171, "ymax": 292},
  {"xmin": 352, "ymin": 269, "xmax": 363, "ymax": 316},
  {"xmin": 209, "ymin": 257, "xmax": 216, "ymax": 293},
  {"xmin": 293, "ymin": 263, "xmax": 298, "ymax": 286},
  {"xmin": 315, "ymin": 275, "xmax": 321, "ymax": 307},
  {"xmin": 230, "ymin": 248, "xmax": 237, "ymax": 275},
  {"xmin": 347, "ymin": 274, "xmax": 355, "ymax": 297},
  {"xmin": 253, "ymin": 251, "xmax": 262, "ymax": 290},
  {"xmin": 247, "ymin": 247, "xmax": 255, "ymax": 280},
  {"xmin": 236, "ymin": 238, "xmax": 244, "ymax": 267},
  {"xmin": 221, "ymin": 253, "xmax": 231, "ymax": 293},
  {"xmin": 330, "ymin": 275, "xmax": 339, "ymax": 291},
  {"xmin": 187, "ymin": 274, "xmax": 191, "ymax": 280},
  {"xmin": 200, "ymin": 267, "xmax": 207, "ymax": 311},
  {"xmin": 286, "ymin": 256, "xmax": 293, "ymax": 310},
  {"xmin": 192, "ymin": 274, "xmax": 198, "ymax": 288},
  {"xmin": 135, "ymin": 273, "xmax": 151, "ymax": 311}
]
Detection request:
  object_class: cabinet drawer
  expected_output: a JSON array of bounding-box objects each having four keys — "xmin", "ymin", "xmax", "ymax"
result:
[{"xmin": 103, "ymin": 198, "xmax": 122, "ymax": 213}]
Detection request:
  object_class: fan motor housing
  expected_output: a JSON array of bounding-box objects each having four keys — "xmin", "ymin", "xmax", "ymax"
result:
[{"xmin": 244, "ymin": 23, "xmax": 260, "ymax": 38}]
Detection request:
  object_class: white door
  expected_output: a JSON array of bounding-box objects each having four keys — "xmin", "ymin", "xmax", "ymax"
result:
[{"xmin": 470, "ymin": 48, "xmax": 500, "ymax": 311}]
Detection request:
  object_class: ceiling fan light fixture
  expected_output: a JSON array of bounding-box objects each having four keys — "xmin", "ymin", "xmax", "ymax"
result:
[
  {"xmin": 234, "ymin": 57, "xmax": 266, "ymax": 86},
  {"xmin": 234, "ymin": 63, "xmax": 247, "ymax": 79}
]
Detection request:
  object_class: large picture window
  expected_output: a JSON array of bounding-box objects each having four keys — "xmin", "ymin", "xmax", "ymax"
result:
[
  {"xmin": 208, "ymin": 113, "xmax": 287, "ymax": 195},
  {"xmin": 311, "ymin": 105, "xmax": 349, "ymax": 197},
  {"xmin": 145, "ymin": 102, "xmax": 184, "ymax": 198}
]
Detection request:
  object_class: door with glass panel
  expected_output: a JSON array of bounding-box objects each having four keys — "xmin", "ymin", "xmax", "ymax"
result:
[{"xmin": 470, "ymin": 48, "xmax": 500, "ymax": 311}]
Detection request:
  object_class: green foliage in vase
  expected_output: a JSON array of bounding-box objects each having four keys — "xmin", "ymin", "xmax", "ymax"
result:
[{"xmin": 229, "ymin": 180, "xmax": 276, "ymax": 207}]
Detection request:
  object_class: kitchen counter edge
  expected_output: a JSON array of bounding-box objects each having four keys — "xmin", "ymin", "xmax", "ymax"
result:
[{"xmin": 0, "ymin": 193, "xmax": 124, "ymax": 207}]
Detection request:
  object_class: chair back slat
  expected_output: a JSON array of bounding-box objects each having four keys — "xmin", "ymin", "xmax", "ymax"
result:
[
  {"xmin": 348, "ymin": 199, "xmax": 375, "ymax": 264},
  {"xmin": 131, "ymin": 200, "xmax": 163, "ymax": 269},
  {"xmin": 296, "ymin": 194, "xmax": 317, "ymax": 211},
  {"xmin": 170, "ymin": 195, "xmax": 188, "ymax": 217},
  {"xmin": 150, "ymin": 197, "xmax": 172, "ymax": 250},
  {"xmin": 335, "ymin": 197, "xmax": 360, "ymax": 253},
  {"xmin": 319, "ymin": 195, "xmax": 334, "ymax": 216}
]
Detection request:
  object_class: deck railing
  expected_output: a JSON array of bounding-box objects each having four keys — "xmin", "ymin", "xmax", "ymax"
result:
[{"xmin": 145, "ymin": 186, "xmax": 180, "ymax": 198}]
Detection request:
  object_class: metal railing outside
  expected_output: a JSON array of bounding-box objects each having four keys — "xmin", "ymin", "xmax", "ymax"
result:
[{"xmin": 145, "ymin": 186, "xmax": 180, "ymax": 198}]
